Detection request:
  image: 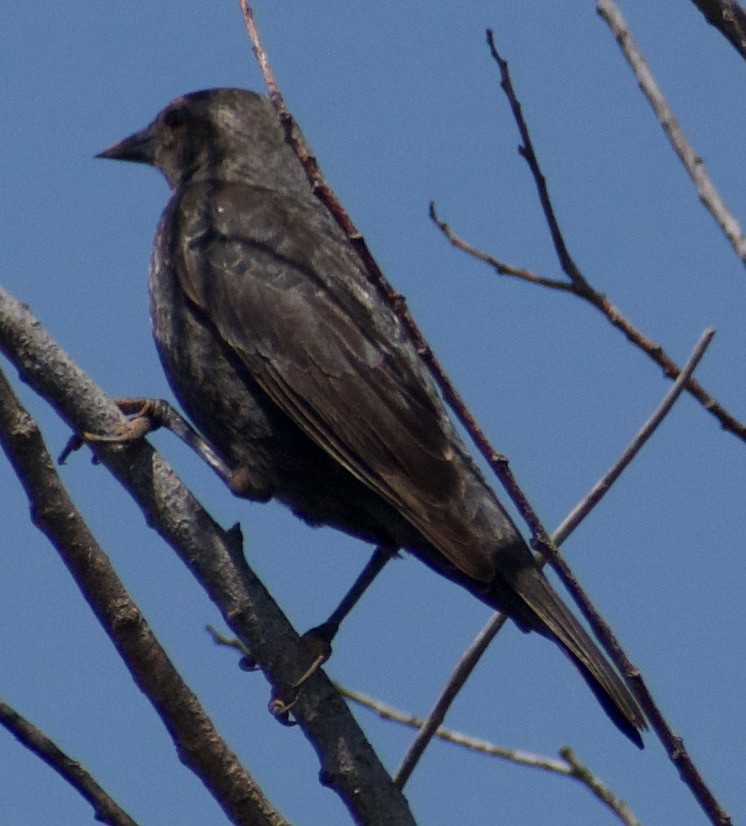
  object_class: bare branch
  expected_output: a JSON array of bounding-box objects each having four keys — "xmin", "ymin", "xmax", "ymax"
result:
[
  {"xmin": 0, "ymin": 368, "xmax": 288, "ymax": 826},
  {"xmin": 597, "ymin": 0, "xmax": 746, "ymax": 264},
  {"xmin": 689, "ymin": 0, "xmax": 746, "ymax": 61},
  {"xmin": 429, "ymin": 202, "xmax": 574, "ymax": 292},
  {"xmin": 0, "ymin": 285, "xmax": 415, "ymax": 826},
  {"xmin": 236, "ymin": 12, "xmax": 731, "ymax": 823},
  {"xmin": 486, "ymin": 37, "xmax": 588, "ymax": 287},
  {"xmin": 395, "ymin": 326, "xmax": 728, "ymax": 823},
  {"xmin": 560, "ymin": 748, "xmax": 641, "ymax": 826},
  {"xmin": 0, "ymin": 698, "xmax": 138, "ymax": 826},
  {"xmin": 342, "ymin": 687, "xmax": 640, "ymax": 826},
  {"xmin": 474, "ymin": 30, "xmax": 746, "ymax": 444},
  {"xmin": 395, "ymin": 611, "xmax": 509, "ymax": 788},
  {"xmin": 554, "ymin": 327, "xmax": 716, "ymax": 545},
  {"xmin": 434, "ymin": 197, "xmax": 746, "ymax": 443}
]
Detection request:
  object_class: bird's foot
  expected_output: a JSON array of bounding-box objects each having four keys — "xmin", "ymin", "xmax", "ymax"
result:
[
  {"xmin": 296, "ymin": 621, "xmax": 337, "ymax": 685},
  {"xmin": 58, "ymin": 398, "xmax": 163, "ymax": 463},
  {"xmin": 58, "ymin": 398, "xmax": 234, "ymax": 489},
  {"xmin": 86, "ymin": 397, "xmax": 170, "ymax": 443},
  {"xmin": 267, "ymin": 622, "xmax": 337, "ymax": 724}
]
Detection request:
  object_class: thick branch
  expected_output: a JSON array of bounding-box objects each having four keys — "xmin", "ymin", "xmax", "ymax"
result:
[
  {"xmin": 0, "ymin": 285, "xmax": 415, "ymax": 826},
  {"xmin": 0, "ymin": 368, "xmax": 287, "ymax": 826}
]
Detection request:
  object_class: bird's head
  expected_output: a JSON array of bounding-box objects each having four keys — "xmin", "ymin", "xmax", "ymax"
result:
[{"xmin": 98, "ymin": 88, "xmax": 310, "ymax": 195}]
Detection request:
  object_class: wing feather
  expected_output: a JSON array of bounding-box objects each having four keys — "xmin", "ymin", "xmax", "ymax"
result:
[{"xmin": 174, "ymin": 181, "xmax": 496, "ymax": 582}]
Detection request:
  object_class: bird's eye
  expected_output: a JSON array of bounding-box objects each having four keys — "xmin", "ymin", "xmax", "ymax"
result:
[{"xmin": 163, "ymin": 104, "xmax": 190, "ymax": 130}]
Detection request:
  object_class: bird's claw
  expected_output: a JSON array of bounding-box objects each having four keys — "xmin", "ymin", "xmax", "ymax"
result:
[
  {"xmin": 83, "ymin": 415, "xmax": 154, "ymax": 444},
  {"xmin": 292, "ymin": 621, "xmax": 336, "ymax": 688},
  {"xmin": 301, "ymin": 622, "xmax": 335, "ymax": 664},
  {"xmin": 268, "ymin": 690, "xmax": 299, "ymax": 726},
  {"xmin": 58, "ymin": 399, "xmax": 165, "ymax": 464},
  {"xmin": 266, "ymin": 623, "xmax": 338, "ymax": 726}
]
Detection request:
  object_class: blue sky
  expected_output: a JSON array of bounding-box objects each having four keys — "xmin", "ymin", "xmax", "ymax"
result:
[{"xmin": 2, "ymin": 3, "xmax": 745, "ymax": 824}]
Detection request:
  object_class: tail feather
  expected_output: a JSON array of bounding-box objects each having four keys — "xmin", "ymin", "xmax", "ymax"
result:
[{"xmin": 496, "ymin": 566, "xmax": 646, "ymax": 747}]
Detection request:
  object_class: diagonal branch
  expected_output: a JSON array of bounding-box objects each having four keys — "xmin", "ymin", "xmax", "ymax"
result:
[
  {"xmin": 554, "ymin": 328, "xmax": 715, "ymax": 544},
  {"xmin": 0, "ymin": 367, "xmax": 287, "ymax": 826},
  {"xmin": 237, "ymin": 10, "xmax": 731, "ymax": 824},
  {"xmin": 342, "ymin": 687, "xmax": 640, "ymax": 826},
  {"xmin": 0, "ymin": 285, "xmax": 415, "ymax": 826},
  {"xmin": 439, "ymin": 30, "xmax": 746, "ymax": 445},
  {"xmin": 398, "ymin": 327, "xmax": 715, "ymax": 763},
  {"xmin": 0, "ymin": 698, "xmax": 138, "ymax": 826},
  {"xmin": 597, "ymin": 0, "xmax": 746, "ymax": 264},
  {"xmin": 235, "ymin": 2, "xmax": 524, "ymax": 490},
  {"xmin": 689, "ymin": 0, "xmax": 746, "ymax": 62}
]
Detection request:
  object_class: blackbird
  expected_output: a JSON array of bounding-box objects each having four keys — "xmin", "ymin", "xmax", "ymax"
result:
[{"xmin": 98, "ymin": 88, "xmax": 645, "ymax": 745}]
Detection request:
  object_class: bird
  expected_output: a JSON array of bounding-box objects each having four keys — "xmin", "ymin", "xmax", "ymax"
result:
[{"xmin": 98, "ymin": 87, "xmax": 645, "ymax": 746}]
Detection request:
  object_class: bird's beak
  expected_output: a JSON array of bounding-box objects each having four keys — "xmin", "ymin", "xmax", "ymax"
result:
[{"xmin": 97, "ymin": 125, "xmax": 157, "ymax": 165}]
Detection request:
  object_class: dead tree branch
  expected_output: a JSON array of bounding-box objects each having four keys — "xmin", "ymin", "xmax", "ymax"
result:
[
  {"xmin": 0, "ymin": 285, "xmax": 415, "ymax": 826},
  {"xmin": 0, "ymin": 698, "xmax": 139, "ymax": 826},
  {"xmin": 0, "ymin": 368, "xmax": 288, "ymax": 826},
  {"xmin": 342, "ymin": 687, "xmax": 640, "ymax": 826},
  {"xmin": 597, "ymin": 0, "xmax": 746, "ymax": 264}
]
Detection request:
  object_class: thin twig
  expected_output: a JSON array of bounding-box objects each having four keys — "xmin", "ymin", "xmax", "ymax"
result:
[
  {"xmin": 0, "ymin": 367, "xmax": 289, "ymax": 826},
  {"xmin": 394, "ymin": 610, "xmax": 509, "ymax": 788},
  {"xmin": 429, "ymin": 202, "xmax": 574, "ymax": 291},
  {"xmin": 597, "ymin": 0, "xmax": 746, "ymax": 264},
  {"xmin": 434, "ymin": 197, "xmax": 746, "ymax": 442},
  {"xmin": 0, "ymin": 698, "xmax": 138, "ymax": 826},
  {"xmin": 0, "ymin": 286, "xmax": 416, "ymax": 826},
  {"xmin": 481, "ymin": 29, "xmax": 746, "ymax": 443},
  {"xmin": 342, "ymin": 687, "xmax": 640, "ymax": 826},
  {"xmin": 395, "ymin": 328, "xmax": 715, "ymax": 798},
  {"xmin": 560, "ymin": 748, "xmax": 641, "ymax": 826},
  {"xmin": 554, "ymin": 327, "xmax": 715, "ymax": 544}
]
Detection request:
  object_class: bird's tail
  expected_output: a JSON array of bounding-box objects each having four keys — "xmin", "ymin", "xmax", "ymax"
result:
[{"xmin": 494, "ymin": 564, "xmax": 646, "ymax": 747}]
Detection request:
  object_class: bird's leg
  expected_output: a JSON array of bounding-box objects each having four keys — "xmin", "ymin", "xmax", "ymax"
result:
[
  {"xmin": 59, "ymin": 397, "xmax": 233, "ymax": 482},
  {"xmin": 269, "ymin": 545, "xmax": 396, "ymax": 720},
  {"xmin": 298, "ymin": 545, "xmax": 396, "ymax": 685}
]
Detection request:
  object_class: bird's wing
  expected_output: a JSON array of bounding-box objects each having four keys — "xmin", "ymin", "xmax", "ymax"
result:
[
  {"xmin": 171, "ymin": 184, "xmax": 648, "ymax": 744},
  {"xmin": 173, "ymin": 181, "xmax": 505, "ymax": 582}
]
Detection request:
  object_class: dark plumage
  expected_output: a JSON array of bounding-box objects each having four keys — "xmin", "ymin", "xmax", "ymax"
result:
[{"xmin": 99, "ymin": 88, "xmax": 645, "ymax": 745}]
